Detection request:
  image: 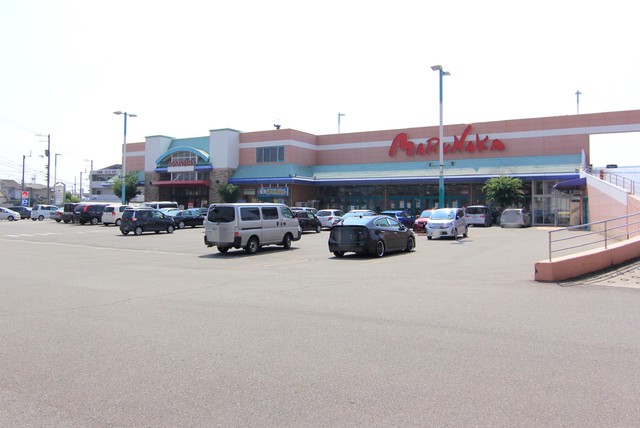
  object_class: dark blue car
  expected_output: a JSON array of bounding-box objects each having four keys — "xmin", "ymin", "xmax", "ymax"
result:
[
  {"xmin": 328, "ymin": 215, "xmax": 416, "ymax": 257},
  {"xmin": 380, "ymin": 210, "xmax": 416, "ymax": 228}
]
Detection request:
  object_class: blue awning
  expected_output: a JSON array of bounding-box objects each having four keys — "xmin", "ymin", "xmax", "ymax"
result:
[{"xmin": 553, "ymin": 177, "xmax": 586, "ymax": 189}]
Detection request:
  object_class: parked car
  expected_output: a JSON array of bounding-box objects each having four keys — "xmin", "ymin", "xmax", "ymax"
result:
[
  {"xmin": 140, "ymin": 201, "xmax": 179, "ymax": 210},
  {"xmin": 204, "ymin": 203, "xmax": 301, "ymax": 254},
  {"xmin": 290, "ymin": 206, "xmax": 318, "ymax": 215},
  {"xmin": 328, "ymin": 214, "xmax": 416, "ymax": 257},
  {"xmin": 0, "ymin": 207, "xmax": 21, "ymax": 221},
  {"xmin": 293, "ymin": 210, "xmax": 322, "ymax": 233},
  {"xmin": 62, "ymin": 203, "xmax": 79, "ymax": 223},
  {"xmin": 50, "ymin": 207, "xmax": 64, "ymax": 222},
  {"xmin": 101, "ymin": 204, "xmax": 132, "ymax": 226},
  {"xmin": 7, "ymin": 206, "xmax": 32, "ymax": 219},
  {"xmin": 316, "ymin": 209, "xmax": 345, "ymax": 229},
  {"xmin": 412, "ymin": 209, "xmax": 434, "ymax": 233},
  {"xmin": 465, "ymin": 205, "xmax": 492, "ymax": 227},
  {"xmin": 380, "ymin": 210, "xmax": 416, "ymax": 228},
  {"xmin": 500, "ymin": 208, "xmax": 532, "ymax": 228},
  {"xmin": 426, "ymin": 207, "xmax": 468, "ymax": 240},
  {"xmin": 172, "ymin": 208, "xmax": 205, "ymax": 229},
  {"xmin": 160, "ymin": 207, "xmax": 182, "ymax": 216},
  {"xmin": 73, "ymin": 203, "xmax": 110, "ymax": 225},
  {"xmin": 30, "ymin": 205, "xmax": 59, "ymax": 221},
  {"xmin": 120, "ymin": 208, "xmax": 176, "ymax": 235},
  {"xmin": 339, "ymin": 209, "xmax": 377, "ymax": 222}
]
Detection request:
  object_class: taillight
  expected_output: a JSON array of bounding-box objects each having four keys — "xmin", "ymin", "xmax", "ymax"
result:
[
  {"xmin": 83, "ymin": 205, "xmax": 89, "ymax": 213},
  {"xmin": 328, "ymin": 216, "xmax": 333, "ymax": 220}
]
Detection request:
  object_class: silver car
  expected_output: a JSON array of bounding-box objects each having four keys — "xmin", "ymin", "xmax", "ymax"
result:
[
  {"xmin": 426, "ymin": 208, "xmax": 468, "ymax": 240},
  {"xmin": 0, "ymin": 207, "xmax": 21, "ymax": 221},
  {"xmin": 316, "ymin": 209, "xmax": 345, "ymax": 229},
  {"xmin": 500, "ymin": 208, "xmax": 532, "ymax": 228}
]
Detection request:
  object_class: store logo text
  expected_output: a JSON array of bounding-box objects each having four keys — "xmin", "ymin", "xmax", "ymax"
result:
[{"xmin": 388, "ymin": 125, "xmax": 505, "ymax": 157}]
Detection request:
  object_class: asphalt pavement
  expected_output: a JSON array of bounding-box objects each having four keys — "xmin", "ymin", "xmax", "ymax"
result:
[{"xmin": 1, "ymin": 219, "xmax": 638, "ymax": 427}]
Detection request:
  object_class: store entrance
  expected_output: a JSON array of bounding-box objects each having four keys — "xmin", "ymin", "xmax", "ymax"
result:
[{"xmin": 162, "ymin": 186, "xmax": 209, "ymax": 209}]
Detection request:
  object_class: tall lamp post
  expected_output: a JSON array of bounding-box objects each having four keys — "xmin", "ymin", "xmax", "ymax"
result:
[
  {"xmin": 114, "ymin": 111, "xmax": 137, "ymax": 205},
  {"xmin": 54, "ymin": 153, "xmax": 61, "ymax": 205},
  {"xmin": 338, "ymin": 112, "xmax": 346, "ymax": 133},
  {"xmin": 431, "ymin": 65, "xmax": 450, "ymax": 208}
]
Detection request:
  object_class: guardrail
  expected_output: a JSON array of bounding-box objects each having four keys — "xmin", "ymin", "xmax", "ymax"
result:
[
  {"xmin": 583, "ymin": 166, "xmax": 640, "ymax": 195},
  {"xmin": 547, "ymin": 212, "xmax": 640, "ymax": 261}
]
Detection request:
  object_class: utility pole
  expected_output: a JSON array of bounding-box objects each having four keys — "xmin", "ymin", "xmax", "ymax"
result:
[
  {"xmin": 575, "ymin": 90, "xmax": 582, "ymax": 114},
  {"xmin": 36, "ymin": 133, "xmax": 51, "ymax": 204},
  {"xmin": 21, "ymin": 152, "xmax": 31, "ymax": 192},
  {"xmin": 79, "ymin": 172, "xmax": 82, "ymax": 201}
]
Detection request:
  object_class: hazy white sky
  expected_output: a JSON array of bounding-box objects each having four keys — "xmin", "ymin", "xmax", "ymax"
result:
[{"xmin": 1, "ymin": 0, "xmax": 639, "ymax": 188}]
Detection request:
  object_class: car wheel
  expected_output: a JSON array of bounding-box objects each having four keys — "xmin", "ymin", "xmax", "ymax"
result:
[
  {"xmin": 427, "ymin": 235, "xmax": 432, "ymax": 240},
  {"xmin": 134, "ymin": 226, "xmax": 143, "ymax": 236},
  {"xmin": 245, "ymin": 237, "xmax": 259, "ymax": 254},
  {"xmin": 167, "ymin": 225, "xmax": 175, "ymax": 234},
  {"xmin": 178, "ymin": 221, "xmax": 185, "ymax": 229},
  {"xmin": 64, "ymin": 220, "xmax": 70, "ymax": 224},
  {"xmin": 315, "ymin": 224, "xmax": 322, "ymax": 233},
  {"xmin": 31, "ymin": 218, "xmax": 36, "ymax": 221},
  {"xmin": 115, "ymin": 219, "xmax": 122, "ymax": 226},
  {"xmin": 282, "ymin": 233, "xmax": 292, "ymax": 249},
  {"xmin": 375, "ymin": 240, "xmax": 385, "ymax": 257},
  {"xmin": 8, "ymin": 216, "xmax": 15, "ymax": 221},
  {"xmin": 406, "ymin": 236, "xmax": 415, "ymax": 252},
  {"xmin": 463, "ymin": 226, "xmax": 468, "ymax": 238},
  {"xmin": 38, "ymin": 215, "xmax": 44, "ymax": 221},
  {"xmin": 90, "ymin": 217, "xmax": 99, "ymax": 225},
  {"xmin": 217, "ymin": 246, "xmax": 229, "ymax": 253},
  {"xmin": 333, "ymin": 251, "xmax": 345, "ymax": 257},
  {"xmin": 121, "ymin": 230, "xmax": 129, "ymax": 235}
]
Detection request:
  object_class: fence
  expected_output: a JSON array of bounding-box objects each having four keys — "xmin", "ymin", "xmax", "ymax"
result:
[
  {"xmin": 547, "ymin": 212, "xmax": 640, "ymax": 261},
  {"xmin": 583, "ymin": 166, "xmax": 639, "ymax": 195}
]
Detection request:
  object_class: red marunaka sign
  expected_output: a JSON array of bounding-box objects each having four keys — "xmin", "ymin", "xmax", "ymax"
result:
[
  {"xmin": 388, "ymin": 125, "xmax": 505, "ymax": 157},
  {"xmin": 168, "ymin": 159, "xmax": 196, "ymax": 167}
]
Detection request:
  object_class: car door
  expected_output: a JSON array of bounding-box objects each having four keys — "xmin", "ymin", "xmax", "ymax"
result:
[{"xmin": 260, "ymin": 206, "xmax": 280, "ymax": 244}]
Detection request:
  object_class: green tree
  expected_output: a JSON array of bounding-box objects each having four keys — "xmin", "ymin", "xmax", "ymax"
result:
[
  {"xmin": 482, "ymin": 176, "xmax": 524, "ymax": 209},
  {"xmin": 217, "ymin": 183, "xmax": 239, "ymax": 203},
  {"xmin": 64, "ymin": 191, "xmax": 80, "ymax": 203},
  {"xmin": 111, "ymin": 172, "xmax": 141, "ymax": 204}
]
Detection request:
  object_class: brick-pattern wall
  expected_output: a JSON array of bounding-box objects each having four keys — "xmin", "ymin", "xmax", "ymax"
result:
[
  {"xmin": 209, "ymin": 168, "xmax": 236, "ymax": 203},
  {"xmin": 144, "ymin": 172, "xmax": 160, "ymax": 201}
]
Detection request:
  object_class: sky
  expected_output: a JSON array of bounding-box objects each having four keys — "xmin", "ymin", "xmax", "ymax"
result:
[{"xmin": 1, "ymin": 0, "xmax": 639, "ymax": 190}]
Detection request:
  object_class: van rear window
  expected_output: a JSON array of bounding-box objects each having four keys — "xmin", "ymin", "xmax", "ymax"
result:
[{"xmin": 208, "ymin": 207, "xmax": 236, "ymax": 223}]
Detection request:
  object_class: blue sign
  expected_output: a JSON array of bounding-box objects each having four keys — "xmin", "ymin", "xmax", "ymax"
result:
[{"xmin": 21, "ymin": 199, "xmax": 29, "ymax": 206}]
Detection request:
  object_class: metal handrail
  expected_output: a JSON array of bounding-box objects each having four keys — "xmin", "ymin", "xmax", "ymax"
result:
[
  {"xmin": 583, "ymin": 166, "xmax": 639, "ymax": 195},
  {"xmin": 547, "ymin": 212, "xmax": 640, "ymax": 261}
]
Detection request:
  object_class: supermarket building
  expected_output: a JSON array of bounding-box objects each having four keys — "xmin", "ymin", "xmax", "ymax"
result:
[{"xmin": 123, "ymin": 109, "xmax": 640, "ymax": 226}]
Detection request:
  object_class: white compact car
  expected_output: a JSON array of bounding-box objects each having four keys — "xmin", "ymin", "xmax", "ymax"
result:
[
  {"xmin": 426, "ymin": 208, "xmax": 468, "ymax": 240},
  {"xmin": 0, "ymin": 207, "xmax": 21, "ymax": 221},
  {"xmin": 315, "ymin": 209, "xmax": 345, "ymax": 229}
]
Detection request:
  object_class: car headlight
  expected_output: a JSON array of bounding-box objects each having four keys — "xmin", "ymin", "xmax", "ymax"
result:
[{"xmin": 445, "ymin": 221, "xmax": 454, "ymax": 228}]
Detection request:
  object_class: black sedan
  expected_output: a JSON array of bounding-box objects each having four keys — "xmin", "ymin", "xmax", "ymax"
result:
[
  {"xmin": 328, "ymin": 215, "xmax": 416, "ymax": 257},
  {"xmin": 293, "ymin": 210, "xmax": 322, "ymax": 233},
  {"xmin": 171, "ymin": 208, "xmax": 205, "ymax": 229}
]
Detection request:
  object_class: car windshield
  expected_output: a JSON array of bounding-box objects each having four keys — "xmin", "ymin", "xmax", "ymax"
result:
[
  {"xmin": 418, "ymin": 210, "xmax": 433, "ymax": 218},
  {"xmin": 431, "ymin": 209, "xmax": 455, "ymax": 220}
]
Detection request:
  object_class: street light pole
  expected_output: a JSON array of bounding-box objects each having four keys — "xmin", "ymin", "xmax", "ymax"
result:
[
  {"xmin": 431, "ymin": 65, "xmax": 450, "ymax": 208},
  {"xmin": 54, "ymin": 153, "xmax": 61, "ymax": 205},
  {"xmin": 338, "ymin": 113, "xmax": 345, "ymax": 133},
  {"xmin": 114, "ymin": 111, "xmax": 137, "ymax": 205}
]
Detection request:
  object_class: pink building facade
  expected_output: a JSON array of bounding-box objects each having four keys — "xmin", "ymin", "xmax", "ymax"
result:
[{"xmin": 127, "ymin": 110, "xmax": 640, "ymax": 226}]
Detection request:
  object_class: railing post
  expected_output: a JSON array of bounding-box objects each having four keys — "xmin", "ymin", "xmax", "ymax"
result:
[
  {"xmin": 604, "ymin": 220, "xmax": 608, "ymax": 249},
  {"xmin": 548, "ymin": 231, "xmax": 552, "ymax": 261}
]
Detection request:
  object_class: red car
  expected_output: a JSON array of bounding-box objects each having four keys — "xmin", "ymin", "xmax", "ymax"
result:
[{"xmin": 412, "ymin": 209, "xmax": 434, "ymax": 233}]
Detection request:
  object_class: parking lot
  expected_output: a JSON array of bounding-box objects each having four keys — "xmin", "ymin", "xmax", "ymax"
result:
[{"xmin": 1, "ymin": 220, "xmax": 639, "ymax": 426}]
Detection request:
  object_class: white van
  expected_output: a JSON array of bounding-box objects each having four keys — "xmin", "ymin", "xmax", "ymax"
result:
[
  {"xmin": 140, "ymin": 201, "xmax": 179, "ymax": 210},
  {"xmin": 30, "ymin": 204, "xmax": 59, "ymax": 221},
  {"xmin": 204, "ymin": 203, "xmax": 302, "ymax": 254},
  {"xmin": 101, "ymin": 204, "xmax": 132, "ymax": 226}
]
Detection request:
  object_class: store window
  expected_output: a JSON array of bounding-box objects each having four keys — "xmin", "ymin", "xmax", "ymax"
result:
[{"xmin": 256, "ymin": 146, "xmax": 285, "ymax": 163}]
